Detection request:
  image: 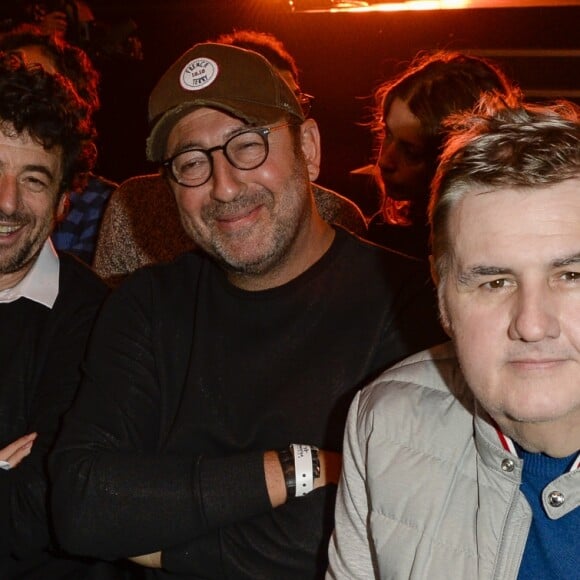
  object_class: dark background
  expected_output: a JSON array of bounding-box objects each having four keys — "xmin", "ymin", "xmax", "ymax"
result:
[{"xmin": 86, "ymin": 1, "xmax": 580, "ymax": 215}]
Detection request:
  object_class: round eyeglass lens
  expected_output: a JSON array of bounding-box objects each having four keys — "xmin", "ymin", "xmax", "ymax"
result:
[
  {"xmin": 225, "ymin": 130, "xmax": 268, "ymax": 169},
  {"xmin": 173, "ymin": 150, "xmax": 211, "ymax": 186}
]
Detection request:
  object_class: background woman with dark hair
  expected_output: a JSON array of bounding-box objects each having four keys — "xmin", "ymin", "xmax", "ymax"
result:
[{"xmin": 367, "ymin": 51, "xmax": 517, "ymax": 260}]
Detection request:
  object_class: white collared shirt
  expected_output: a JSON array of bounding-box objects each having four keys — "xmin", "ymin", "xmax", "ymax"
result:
[{"xmin": 0, "ymin": 240, "xmax": 60, "ymax": 309}]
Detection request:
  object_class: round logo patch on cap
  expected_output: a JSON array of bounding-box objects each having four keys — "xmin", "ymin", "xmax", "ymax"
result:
[{"xmin": 180, "ymin": 57, "xmax": 219, "ymax": 91}]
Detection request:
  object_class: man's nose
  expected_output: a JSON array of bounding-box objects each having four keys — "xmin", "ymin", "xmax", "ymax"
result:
[
  {"xmin": 210, "ymin": 151, "xmax": 243, "ymax": 202},
  {"xmin": 508, "ymin": 283, "xmax": 560, "ymax": 342},
  {"xmin": 0, "ymin": 175, "xmax": 19, "ymax": 216}
]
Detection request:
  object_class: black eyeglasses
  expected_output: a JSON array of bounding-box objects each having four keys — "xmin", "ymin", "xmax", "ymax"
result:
[{"xmin": 162, "ymin": 123, "xmax": 294, "ymax": 188}]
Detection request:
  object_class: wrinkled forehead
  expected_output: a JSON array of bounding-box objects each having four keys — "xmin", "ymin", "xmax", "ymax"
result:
[
  {"xmin": 0, "ymin": 118, "xmax": 64, "ymax": 154},
  {"xmin": 165, "ymin": 106, "xmax": 259, "ymax": 150},
  {"xmin": 446, "ymin": 181, "xmax": 580, "ymax": 269}
]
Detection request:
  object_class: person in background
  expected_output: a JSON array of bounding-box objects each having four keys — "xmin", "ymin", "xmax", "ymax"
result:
[
  {"xmin": 50, "ymin": 42, "xmax": 444, "ymax": 579},
  {"xmin": 327, "ymin": 97, "xmax": 580, "ymax": 579},
  {"xmin": 0, "ymin": 27, "xmax": 117, "ymax": 264},
  {"xmin": 0, "ymin": 52, "xmax": 119, "ymax": 578},
  {"xmin": 1, "ymin": 0, "xmax": 95, "ymax": 43},
  {"xmin": 32, "ymin": 0, "xmax": 95, "ymax": 42},
  {"xmin": 365, "ymin": 50, "xmax": 516, "ymax": 260},
  {"xmin": 93, "ymin": 29, "xmax": 366, "ymax": 287}
]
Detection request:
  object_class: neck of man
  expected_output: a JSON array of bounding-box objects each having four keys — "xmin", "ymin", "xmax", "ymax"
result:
[
  {"xmin": 228, "ymin": 211, "xmax": 335, "ymax": 292},
  {"xmin": 497, "ymin": 412, "xmax": 580, "ymax": 458}
]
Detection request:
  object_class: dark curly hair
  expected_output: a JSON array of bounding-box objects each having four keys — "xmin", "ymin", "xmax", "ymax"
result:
[{"xmin": 0, "ymin": 51, "xmax": 96, "ymax": 193}]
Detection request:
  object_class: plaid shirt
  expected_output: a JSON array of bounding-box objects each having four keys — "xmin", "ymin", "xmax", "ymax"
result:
[{"xmin": 51, "ymin": 174, "xmax": 117, "ymax": 265}]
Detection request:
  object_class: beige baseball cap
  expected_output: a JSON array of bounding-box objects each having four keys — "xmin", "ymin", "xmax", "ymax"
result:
[{"xmin": 146, "ymin": 42, "xmax": 305, "ymax": 162}]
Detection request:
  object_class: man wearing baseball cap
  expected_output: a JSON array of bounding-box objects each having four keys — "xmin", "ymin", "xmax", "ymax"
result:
[{"xmin": 51, "ymin": 43, "xmax": 444, "ymax": 579}]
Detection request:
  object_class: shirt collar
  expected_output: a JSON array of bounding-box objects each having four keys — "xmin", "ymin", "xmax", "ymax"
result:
[{"xmin": 0, "ymin": 240, "xmax": 60, "ymax": 309}]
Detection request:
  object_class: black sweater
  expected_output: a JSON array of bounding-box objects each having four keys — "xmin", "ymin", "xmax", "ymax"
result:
[
  {"xmin": 51, "ymin": 228, "xmax": 445, "ymax": 579},
  {"xmin": 0, "ymin": 253, "xmax": 110, "ymax": 578}
]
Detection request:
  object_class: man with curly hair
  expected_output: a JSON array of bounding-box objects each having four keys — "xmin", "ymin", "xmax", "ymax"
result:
[
  {"xmin": 0, "ymin": 53, "xmax": 114, "ymax": 578},
  {"xmin": 0, "ymin": 27, "xmax": 117, "ymax": 265}
]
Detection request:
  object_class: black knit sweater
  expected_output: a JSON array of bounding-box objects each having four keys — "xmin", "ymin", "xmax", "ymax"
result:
[
  {"xmin": 52, "ymin": 228, "xmax": 445, "ymax": 579},
  {"xmin": 0, "ymin": 253, "xmax": 110, "ymax": 578}
]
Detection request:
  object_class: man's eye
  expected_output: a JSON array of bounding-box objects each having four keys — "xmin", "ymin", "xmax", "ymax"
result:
[
  {"xmin": 561, "ymin": 271, "xmax": 580, "ymax": 282},
  {"xmin": 483, "ymin": 279, "xmax": 509, "ymax": 290},
  {"xmin": 235, "ymin": 140, "xmax": 263, "ymax": 152},
  {"xmin": 22, "ymin": 176, "xmax": 48, "ymax": 192},
  {"xmin": 181, "ymin": 158, "xmax": 204, "ymax": 170},
  {"xmin": 176, "ymin": 153, "xmax": 207, "ymax": 173}
]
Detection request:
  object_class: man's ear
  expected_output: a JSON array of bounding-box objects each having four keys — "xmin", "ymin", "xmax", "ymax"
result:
[
  {"xmin": 299, "ymin": 118, "xmax": 321, "ymax": 182},
  {"xmin": 437, "ymin": 290, "xmax": 453, "ymax": 338},
  {"xmin": 430, "ymin": 255, "xmax": 453, "ymax": 338},
  {"xmin": 56, "ymin": 192, "xmax": 69, "ymax": 223}
]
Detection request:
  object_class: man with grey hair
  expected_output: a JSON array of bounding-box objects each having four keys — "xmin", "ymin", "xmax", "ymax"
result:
[
  {"xmin": 327, "ymin": 97, "xmax": 580, "ymax": 579},
  {"xmin": 51, "ymin": 42, "xmax": 443, "ymax": 579}
]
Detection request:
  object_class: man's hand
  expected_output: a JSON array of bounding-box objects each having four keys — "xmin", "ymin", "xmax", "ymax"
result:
[
  {"xmin": 0, "ymin": 432, "xmax": 37, "ymax": 469},
  {"xmin": 129, "ymin": 551, "xmax": 162, "ymax": 568}
]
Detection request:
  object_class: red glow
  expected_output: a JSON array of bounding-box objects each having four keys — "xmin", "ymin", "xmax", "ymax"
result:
[{"xmin": 288, "ymin": 0, "xmax": 580, "ymax": 12}]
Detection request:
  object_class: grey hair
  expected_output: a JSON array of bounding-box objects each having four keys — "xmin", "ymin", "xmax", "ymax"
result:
[{"xmin": 429, "ymin": 96, "xmax": 580, "ymax": 280}]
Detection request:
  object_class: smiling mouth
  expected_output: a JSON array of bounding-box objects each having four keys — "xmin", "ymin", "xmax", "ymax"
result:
[
  {"xmin": 215, "ymin": 205, "xmax": 262, "ymax": 225},
  {"xmin": 0, "ymin": 223, "xmax": 23, "ymax": 235}
]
